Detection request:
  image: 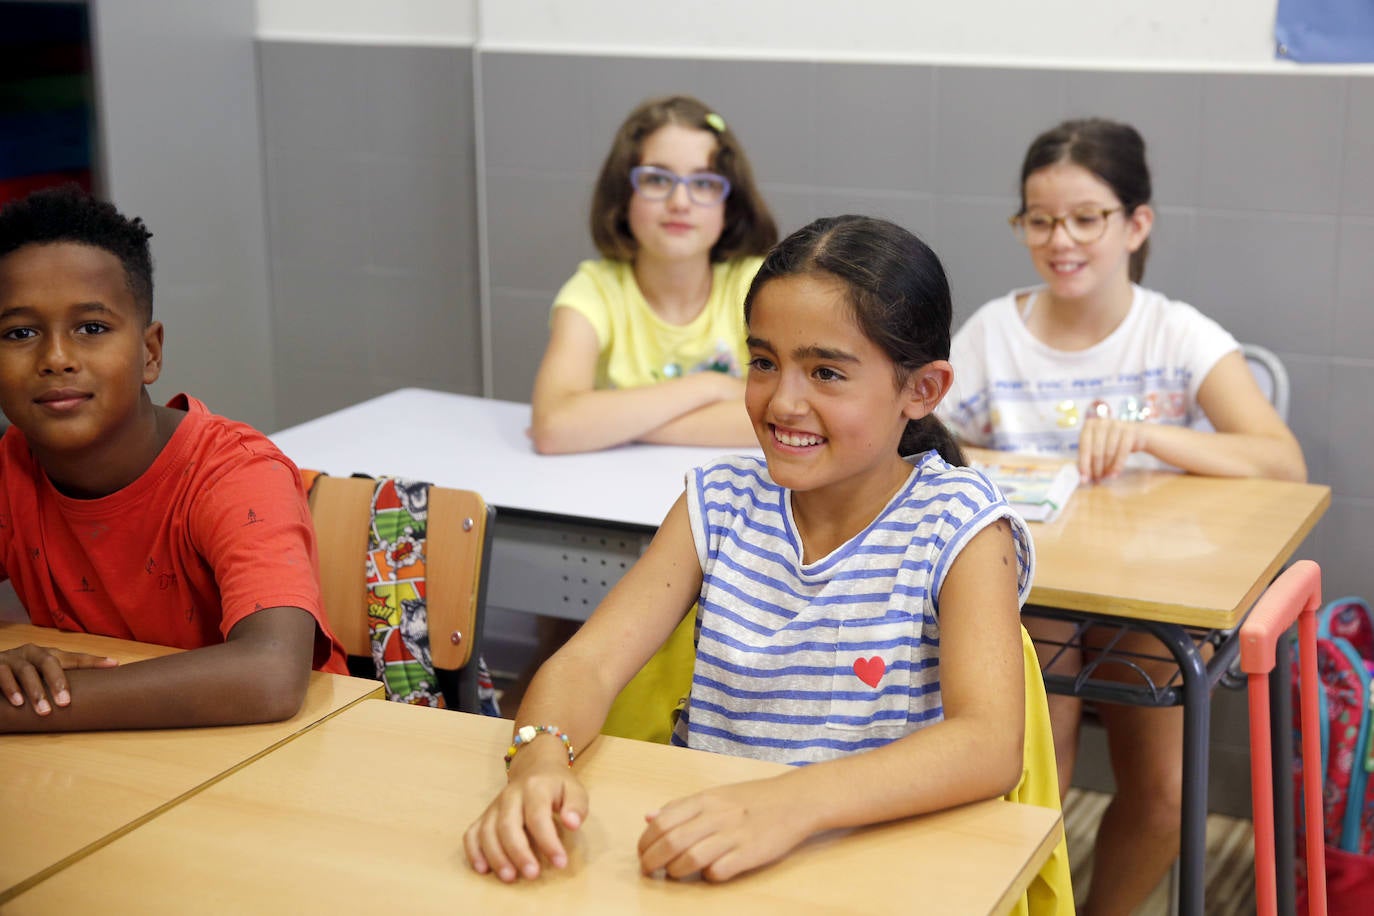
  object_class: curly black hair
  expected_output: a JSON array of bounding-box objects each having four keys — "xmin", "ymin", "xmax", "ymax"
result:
[{"xmin": 0, "ymin": 185, "xmax": 154, "ymax": 321}]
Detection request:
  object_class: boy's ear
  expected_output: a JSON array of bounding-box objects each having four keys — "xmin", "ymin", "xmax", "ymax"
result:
[
  {"xmin": 142, "ymin": 321, "xmax": 164, "ymax": 385},
  {"xmin": 902, "ymin": 359, "xmax": 954, "ymax": 421}
]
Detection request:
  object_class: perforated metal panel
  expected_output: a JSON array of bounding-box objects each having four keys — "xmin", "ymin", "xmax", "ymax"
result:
[{"xmin": 485, "ymin": 513, "xmax": 651, "ymax": 621}]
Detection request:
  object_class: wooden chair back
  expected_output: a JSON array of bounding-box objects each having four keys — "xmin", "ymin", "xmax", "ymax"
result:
[{"xmin": 306, "ymin": 473, "xmax": 494, "ymax": 710}]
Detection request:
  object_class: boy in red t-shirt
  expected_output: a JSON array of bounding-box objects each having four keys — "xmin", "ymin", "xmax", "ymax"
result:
[{"xmin": 0, "ymin": 186, "xmax": 346, "ymax": 733}]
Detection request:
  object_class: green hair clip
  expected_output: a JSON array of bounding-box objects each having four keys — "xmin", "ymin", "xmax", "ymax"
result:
[{"xmin": 704, "ymin": 112, "xmax": 726, "ymax": 133}]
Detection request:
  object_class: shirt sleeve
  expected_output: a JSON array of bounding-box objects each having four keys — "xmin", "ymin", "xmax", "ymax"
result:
[
  {"xmin": 685, "ymin": 464, "xmax": 711, "ymax": 571},
  {"xmin": 187, "ymin": 452, "xmax": 335, "ymax": 663},
  {"xmin": 552, "ymin": 260, "xmax": 615, "ymax": 347},
  {"xmin": 1170, "ymin": 302, "xmax": 1241, "ymax": 404},
  {"xmin": 722, "ymin": 256, "xmax": 764, "ymax": 303},
  {"xmin": 928, "ymin": 466, "xmax": 1035, "ymax": 615},
  {"xmin": 716, "ymin": 256, "xmax": 765, "ymax": 376}
]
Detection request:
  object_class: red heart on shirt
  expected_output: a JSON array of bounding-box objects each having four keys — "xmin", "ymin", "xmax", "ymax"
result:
[{"xmin": 853, "ymin": 656, "xmax": 886, "ymax": 688}]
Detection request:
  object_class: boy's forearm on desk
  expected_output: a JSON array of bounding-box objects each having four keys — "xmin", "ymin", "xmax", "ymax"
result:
[{"xmin": 0, "ymin": 609, "xmax": 314, "ymax": 733}]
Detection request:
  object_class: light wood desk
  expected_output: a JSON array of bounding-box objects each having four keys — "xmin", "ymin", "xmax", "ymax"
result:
[
  {"xmin": 996, "ymin": 451, "xmax": 1330, "ymax": 629},
  {"xmin": 967, "ymin": 450, "xmax": 1329, "ymax": 916},
  {"xmin": 0, "ymin": 622, "xmax": 383, "ymax": 901},
  {"xmin": 8, "ymin": 699, "xmax": 1061, "ymax": 915}
]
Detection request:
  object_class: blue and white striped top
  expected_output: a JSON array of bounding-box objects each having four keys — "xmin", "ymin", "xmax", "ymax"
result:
[{"xmin": 671, "ymin": 451, "xmax": 1033, "ymax": 766}]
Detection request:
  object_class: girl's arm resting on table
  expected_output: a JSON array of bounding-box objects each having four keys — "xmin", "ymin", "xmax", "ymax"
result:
[
  {"xmin": 530, "ymin": 307, "xmax": 748, "ymax": 454},
  {"xmin": 0, "ymin": 606, "xmax": 317, "ymax": 733},
  {"xmin": 638, "ymin": 519, "xmax": 1026, "ymax": 882},
  {"xmin": 1078, "ymin": 350, "xmax": 1307, "ymax": 483},
  {"xmin": 637, "ymin": 397, "xmax": 756, "ymax": 447},
  {"xmin": 464, "ymin": 496, "xmax": 704, "ymax": 881}
]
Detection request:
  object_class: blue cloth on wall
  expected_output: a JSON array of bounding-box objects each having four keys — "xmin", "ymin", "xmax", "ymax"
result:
[{"xmin": 1277, "ymin": 0, "xmax": 1374, "ymax": 63}]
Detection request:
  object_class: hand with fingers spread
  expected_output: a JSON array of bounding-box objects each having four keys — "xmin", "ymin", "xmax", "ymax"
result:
[
  {"xmin": 1077, "ymin": 416, "xmax": 1149, "ymax": 483},
  {"xmin": 463, "ymin": 742, "xmax": 590, "ymax": 883},
  {"xmin": 0, "ymin": 643, "xmax": 118, "ymax": 715},
  {"xmin": 637, "ymin": 777, "xmax": 813, "ymax": 883}
]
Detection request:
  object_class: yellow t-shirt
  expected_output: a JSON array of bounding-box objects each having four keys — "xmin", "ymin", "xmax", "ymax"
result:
[{"xmin": 552, "ymin": 257, "xmax": 764, "ymax": 390}]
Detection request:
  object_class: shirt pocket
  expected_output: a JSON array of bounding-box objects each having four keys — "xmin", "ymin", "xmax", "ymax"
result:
[{"xmin": 825, "ymin": 611, "xmax": 922, "ymax": 734}]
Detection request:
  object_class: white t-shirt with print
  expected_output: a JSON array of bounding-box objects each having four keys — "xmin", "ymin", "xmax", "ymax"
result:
[{"xmin": 940, "ymin": 285, "xmax": 1238, "ymax": 468}]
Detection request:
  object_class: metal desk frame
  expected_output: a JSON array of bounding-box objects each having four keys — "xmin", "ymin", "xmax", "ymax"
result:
[{"xmin": 1022, "ymin": 605, "xmax": 1300, "ymax": 916}]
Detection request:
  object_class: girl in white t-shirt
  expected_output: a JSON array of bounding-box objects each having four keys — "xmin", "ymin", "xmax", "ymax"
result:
[
  {"xmin": 529, "ymin": 95, "xmax": 778, "ymax": 454},
  {"xmin": 942, "ymin": 118, "xmax": 1306, "ymax": 914}
]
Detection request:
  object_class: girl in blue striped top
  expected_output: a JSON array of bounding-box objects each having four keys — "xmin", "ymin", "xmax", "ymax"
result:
[{"xmin": 466, "ymin": 215, "xmax": 1035, "ymax": 884}]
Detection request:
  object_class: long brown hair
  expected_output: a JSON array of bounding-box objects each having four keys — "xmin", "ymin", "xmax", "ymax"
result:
[{"xmin": 590, "ymin": 95, "xmax": 777, "ymax": 263}]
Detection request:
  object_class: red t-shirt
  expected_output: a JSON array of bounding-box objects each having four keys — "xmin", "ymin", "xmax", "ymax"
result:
[{"xmin": 0, "ymin": 394, "xmax": 346, "ymax": 673}]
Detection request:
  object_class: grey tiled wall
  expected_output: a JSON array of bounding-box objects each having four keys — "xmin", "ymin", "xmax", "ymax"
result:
[
  {"xmin": 257, "ymin": 42, "xmax": 483, "ymax": 428},
  {"xmin": 257, "ymin": 42, "xmax": 1374, "ymax": 810},
  {"xmin": 96, "ymin": 1, "xmax": 277, "ymax": 431}
]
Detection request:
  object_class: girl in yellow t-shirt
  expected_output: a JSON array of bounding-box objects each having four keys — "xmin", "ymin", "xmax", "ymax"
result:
[{"xmin": 529, "ymin": 95, "xmax": 778, "ymax": 454}]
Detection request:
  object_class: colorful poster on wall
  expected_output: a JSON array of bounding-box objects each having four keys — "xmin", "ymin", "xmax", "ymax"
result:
[{"xmin": 1277, "ymin": 0, "xmax": 1374, "ymax": 62}]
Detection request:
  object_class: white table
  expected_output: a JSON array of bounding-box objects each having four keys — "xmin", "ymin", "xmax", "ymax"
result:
[{"xmin": 272, "ymin": 389, "xmax": 755, "ymax": 620}]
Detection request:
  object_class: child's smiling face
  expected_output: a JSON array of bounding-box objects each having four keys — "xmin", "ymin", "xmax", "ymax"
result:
[
  {"xmin": 0, "ymin": 242, "xmax": 162, "ymax": 463},
  {"xmin": 1021, "ymin": 160, "xmax": 1151, "ymax": 304},
  {"xmin": 744, "ymin": 273, "xmax": 922, "ymax": 501}
]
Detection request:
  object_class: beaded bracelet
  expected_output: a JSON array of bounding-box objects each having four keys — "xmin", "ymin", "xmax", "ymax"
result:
[{"xmin": 503, "ymin": 724, "xmax": 575, "ymax": 773}]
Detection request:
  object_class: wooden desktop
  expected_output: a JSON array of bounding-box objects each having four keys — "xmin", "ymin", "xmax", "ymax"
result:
[
  {"xmin": 8, "ymin": 699, "xmax": 1062, "ymax": 914},
  {"xmin": 0, "ymin": 622, "xmax": 382, "ymax": 901}
]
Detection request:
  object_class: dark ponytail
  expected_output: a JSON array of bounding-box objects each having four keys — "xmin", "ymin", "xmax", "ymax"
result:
[
  {"xmin": 744, "ymin": 215, "xmax": 965, "ymax": 466},
  {"xmin": 900, "ymin": 414, "xmax": 965, "ymax": 467}
]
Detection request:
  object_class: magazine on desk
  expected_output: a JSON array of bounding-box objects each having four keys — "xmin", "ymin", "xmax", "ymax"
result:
[{"xmin": 973, "ymin": 458, "xmax": 1080, "ymax": 523}]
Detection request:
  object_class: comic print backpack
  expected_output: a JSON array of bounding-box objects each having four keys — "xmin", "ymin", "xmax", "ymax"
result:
[{"xmin": 303, "ymin": 470, "xmax": 500, "ymax": 716}]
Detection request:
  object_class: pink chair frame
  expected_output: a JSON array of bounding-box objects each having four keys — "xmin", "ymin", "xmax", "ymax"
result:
[{"xmin": 1239, "ymin": 559, "xmax": 1327, "ymax": 916}]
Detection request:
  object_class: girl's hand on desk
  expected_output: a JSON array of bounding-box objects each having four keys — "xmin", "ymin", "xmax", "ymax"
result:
[
  {"xmin": 1077, "ymin": 416, "xmax": 1147, "ymax": 483},
  {"xmin": 0, "ymin": 643, "xmax": 117, "ymax": 715},
  {"xmin": 463, "ymin": 755, "xmax": 589, "ymax": 882},
  {"xmin": 638, "ymin": 776, "xmax": 812, "ymax": 882}
]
